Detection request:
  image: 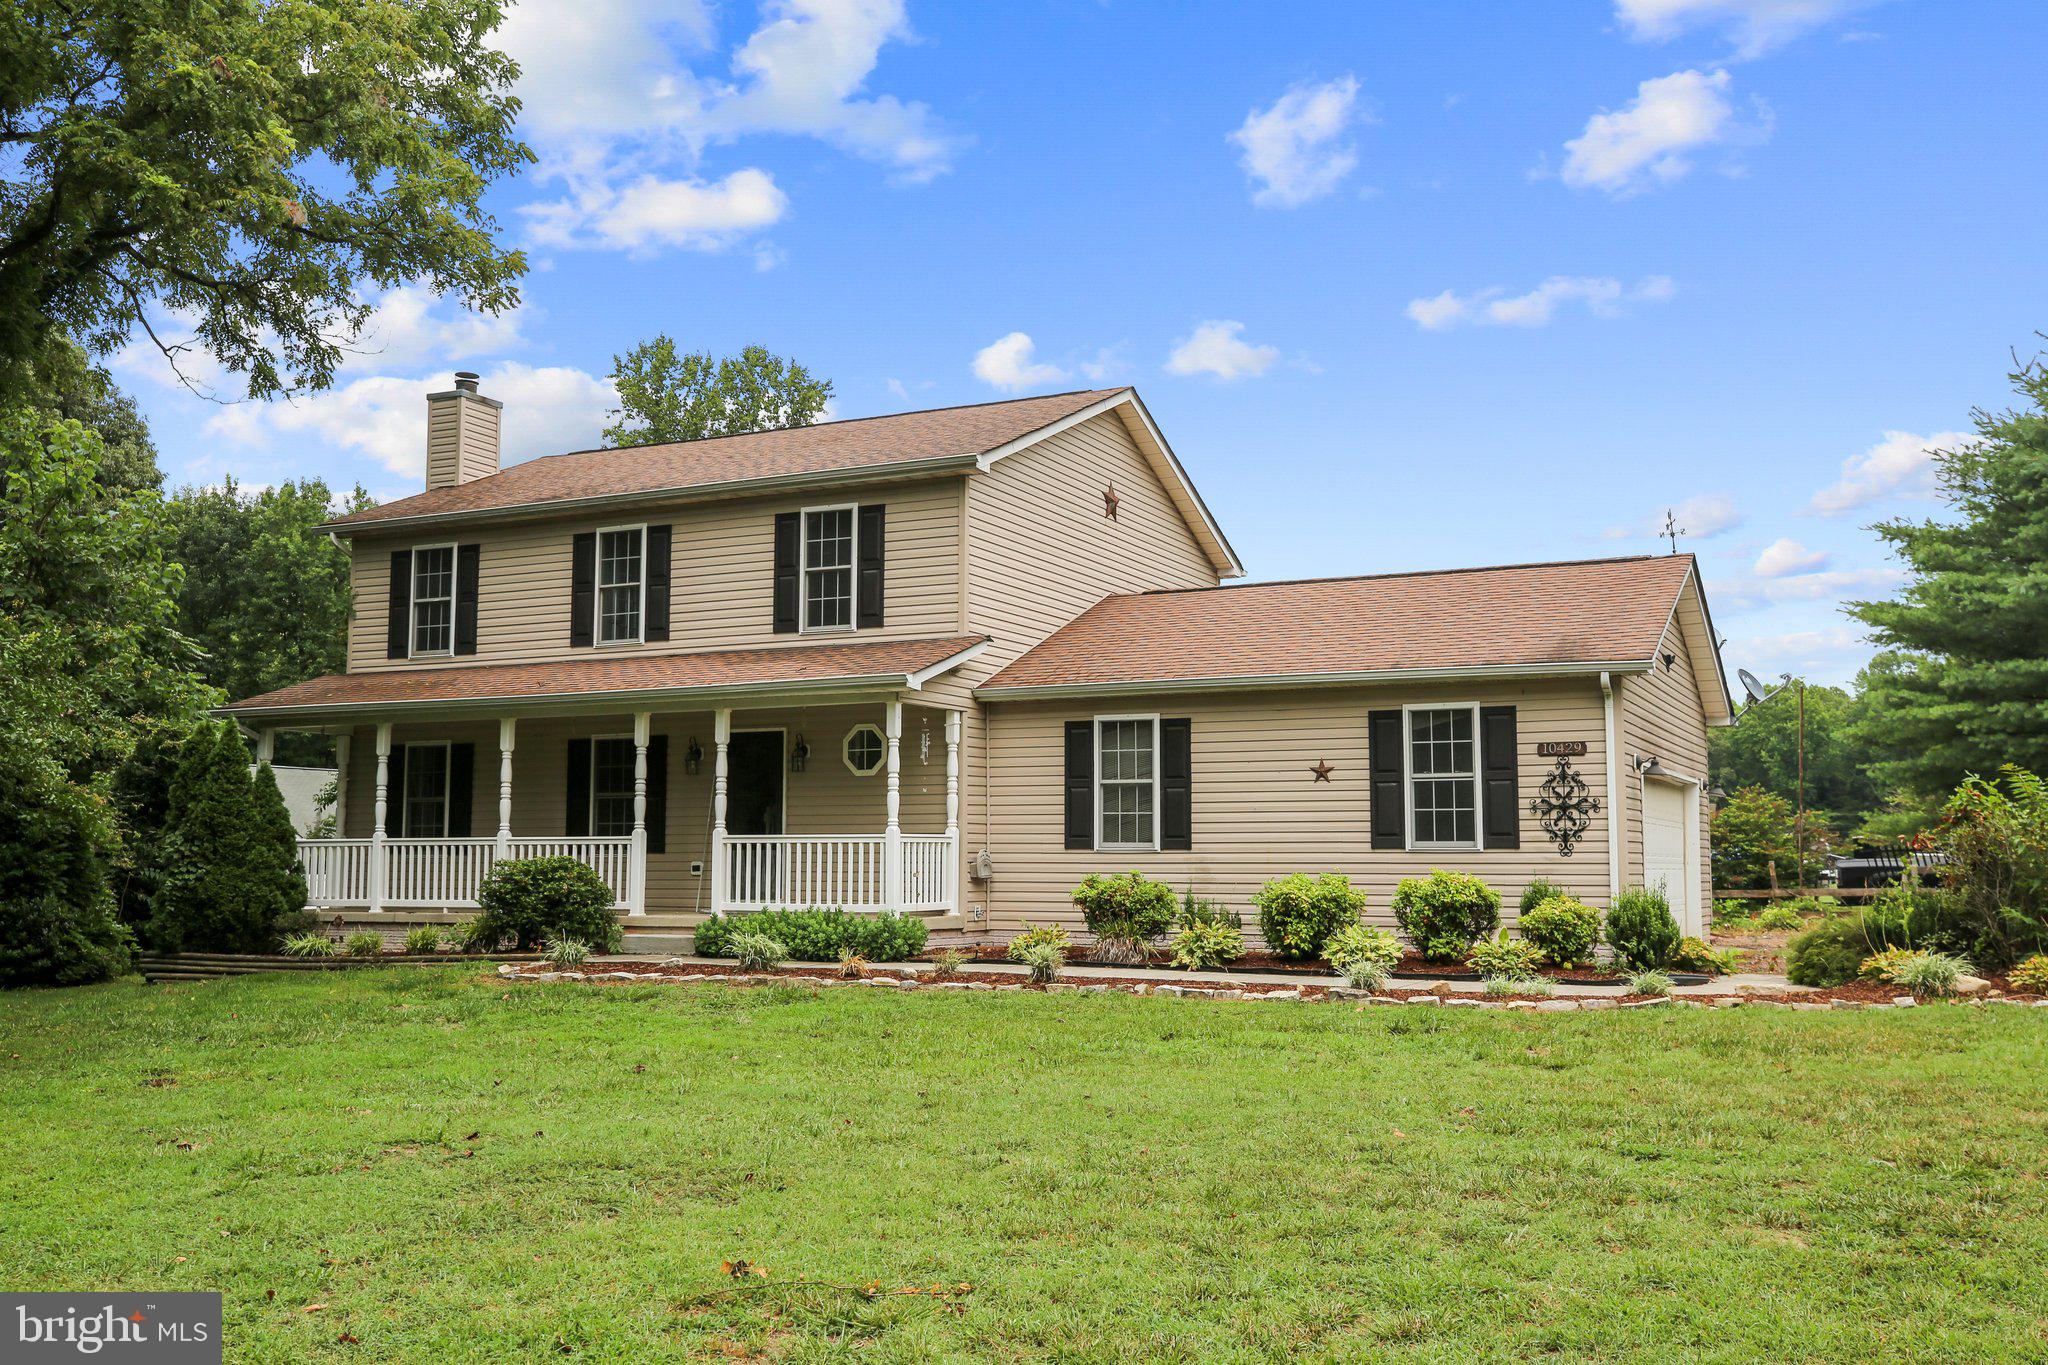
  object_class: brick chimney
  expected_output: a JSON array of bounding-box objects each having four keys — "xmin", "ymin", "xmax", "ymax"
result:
[{"xmin": 424, "ymin": 371, "xmax": 502, "ymax": 489}]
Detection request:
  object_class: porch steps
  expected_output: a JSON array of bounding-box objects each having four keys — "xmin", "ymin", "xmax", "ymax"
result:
[
  {"xmin": 135, "ymin": 953, "xmax": 541, "ymax": 984},
  {"xmin": 619, "ymin": 931, "xmax": 696, "ymax": 956}
]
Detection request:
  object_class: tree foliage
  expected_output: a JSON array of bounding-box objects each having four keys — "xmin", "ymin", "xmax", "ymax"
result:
[
  {"xmin": 1710, "ymin": 786, "xmax": 1833, "ymax": 889},
  {"xmin": 0, "ymin": 744, "xmax": 133, "ymax": 987},
  {"xmin": 147, "ymin": 724, "xmax": 307, "ymax": 953},
  {"xmin": 1708, "ymin": 680, "xmax": 1882, "ymax": 831},
  {"xmin": 603, "ymin": 339, "xmax": 833, "ymax": 447},
  {"xmin": 1850, "ymin": 353, "xmax": 2048, "ymax": 795},
  {"xmin": 24, "ymin": 338, "xmax": 160, "ymax": 491},
  {"xmin": 0, "ymin": 0, "xmax": 531, "ymax": 401}
]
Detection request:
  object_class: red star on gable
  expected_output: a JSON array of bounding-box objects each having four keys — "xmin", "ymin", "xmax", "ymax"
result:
[
  {"xmin": 1310, "ymin": 760, "xmax": 1335, "ymax": 782},
  {"xmin": 1103, "ymin": 484, "xmax": 1120, "ymax": 520}
]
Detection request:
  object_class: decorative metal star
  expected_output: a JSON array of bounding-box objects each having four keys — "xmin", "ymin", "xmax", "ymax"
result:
[
  {"xmin": 1310, "ymin": 760, "xmax": 1335, "ymax": 782},
  {"xmin": 1103, "ymin": 484, "xmax": 1120, "ymax": 520}
]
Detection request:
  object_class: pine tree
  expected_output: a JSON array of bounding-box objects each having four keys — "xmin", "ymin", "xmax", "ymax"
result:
[
  {"xmin": 1851, "ymin": 354, "xmax": 2048, "ymax": 795},
  {"xmin": 148, "ymin": 724, "xmax": 286, "ymax": 952},
  {"xmin": 249, "ymin": 761, "xmax": 310, "ymax": 933}
]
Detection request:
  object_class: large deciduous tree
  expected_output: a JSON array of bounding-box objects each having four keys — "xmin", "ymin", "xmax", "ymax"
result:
[
  {"xmin": 0, "ymin": 0, "xmax": 531, "ymax": 401},
  {"xmin": 1851, "ymin": 354, "xmax": 2048, "ymax": 795},
  {"xmin": 604, "ymin": 340, "xmax": 833, "ymax": 447}
]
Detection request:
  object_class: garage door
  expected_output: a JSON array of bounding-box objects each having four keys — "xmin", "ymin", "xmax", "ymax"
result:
[{"xmin": 1642, "ymin": 781, "xmax": 1695, "ymax": 936}]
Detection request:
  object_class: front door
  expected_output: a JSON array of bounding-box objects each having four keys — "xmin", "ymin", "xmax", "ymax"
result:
[{"xmin": 728, "ymin": 731, "xmax": 785, "ymax": 835}]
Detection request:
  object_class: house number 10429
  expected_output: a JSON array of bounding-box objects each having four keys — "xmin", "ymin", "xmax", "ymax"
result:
[{"xmin": 1536, "ymin": 741, "xmax": 1589, "ymax": 757}]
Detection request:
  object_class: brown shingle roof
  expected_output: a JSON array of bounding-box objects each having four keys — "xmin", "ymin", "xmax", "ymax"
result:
[
  {"xmin": 222, "ymin": 636, "xmax": 989, "ymax": 716},
  {"xmin": 977, "ymin": 556, "xmax": 1702, "ymax": 694},
  {"xmin": 331, "ymin": 389, "xmax": 1123, "ymax": 529}
]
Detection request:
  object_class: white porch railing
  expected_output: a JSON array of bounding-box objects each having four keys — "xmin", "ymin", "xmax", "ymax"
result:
[
  {"xmin": 719, "ymin": 833, "xmax": 957, "ymax": 915},
  {"xmin": 297, "ymin": 836, "xmax": 633, "ymax": 911}
]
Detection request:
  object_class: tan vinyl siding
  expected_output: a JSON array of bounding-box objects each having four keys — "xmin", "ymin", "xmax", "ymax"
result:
[
  {"xmin": 347, "ymin": 476, "xmax": 963, "ymax": 671},
  {"xmin": 979, "ymin": 677, "xmax": 1615, "ymax": 943},
  {"xmin": 458, "ymin": 403, "xmax": 500, "ymax": 484},
  {"xmin": 1617, "ymin": 590, "xmax": 1714, "ymax": 917},
  {"xmin": 337, "ymin": 703, "xmax": 953, "ymax": 918}
]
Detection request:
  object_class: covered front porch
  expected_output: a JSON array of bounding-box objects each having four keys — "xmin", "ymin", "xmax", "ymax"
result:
[{"xmin": 260, "ymin": 695, "xmax": 966, "ymax": 922}]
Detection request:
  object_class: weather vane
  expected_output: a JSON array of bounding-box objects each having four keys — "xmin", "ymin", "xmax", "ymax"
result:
[{"xmin": 1661, "ymin": 508, "xmax": 1686, "ymax": 555}]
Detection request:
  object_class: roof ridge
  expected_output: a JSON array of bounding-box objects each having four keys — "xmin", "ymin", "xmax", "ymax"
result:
[
  {"xmin": 1133, "ymin": 553, "xmax": 1689, "ymax": 597},
  {"xmin": 526, "ymin": 387, "xmax": 1126, "ymax": 466}
]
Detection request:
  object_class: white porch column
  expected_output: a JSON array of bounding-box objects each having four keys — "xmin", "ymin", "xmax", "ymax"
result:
[
  {"xmin": 630, "ymin": 712, "xmax": 651, "ymax": 917},
  {"xmin": 496, "ymin": 718, "xmax": 516, "ymax": 856},
  {"xmin": 884, "ymin": 700, "xmax": 904, "ymax": 910},
  {"xmin": 370, "ymin": 722, "xmax": 392, "ymax": 913},
  {"xmin": 944, "ymin": 710, "xmax": 962, "ymax": 914},
  {"xmin": 710, "ymin": 709, "xmax": 732, "ymax": 916},
  {"xmin": 332, "ymin": 734, "xmax": 350, "ymax": 838},
  {"xmin": 254, "ymin": 728, "xmax": 275, "ymax": 766}
]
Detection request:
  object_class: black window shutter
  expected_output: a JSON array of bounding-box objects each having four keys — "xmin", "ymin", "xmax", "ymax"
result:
[
  {"xmin": 1161, "ymin": 718, "xmax": 1192, "ymax": 851},
  {"xmin": 569, "ymin": 532, "xmax": 596, "ymax": 648},
  {"xmin": 447, "ymin": 742, "xmax": 475, "ymax": 837},
  {"xmin": 454, "ymin": 544, "xmax": 481, "ymax": 655},
  {"xmin": 386, "ymin": 549, "xmax": 412, "ymax": 658},
  {"xmin": 772, "ymin": 512, "xmax": 800, "ymax": 633},
  {"xmin": 645, "ymin": 525, "xmax": 672, "ymax": 642},
  {"xmin": 565, "ymin": 738, "xmax": 591, "ymax": 836},
  {"xmin": 1368, "ymin": 710, "xmax": 1405, "ymax": 850},
  {"xmin": 1064, "ymin": 721, "xmax": 1095, "ymax": 850},
  {"xmin": 856, "ymin": 504, "xmax": 885, "ymax": 629},
  {"xmin": 384, "ymin": 744, "xmax": 408, "ymax": 836},
  {"xmin": 1480, "ymin": 705, "xmax": 1520, "ymax": 850},
  {"xmin": 646, "ymin": 735, "xmax": 668, "ymax": 854}
]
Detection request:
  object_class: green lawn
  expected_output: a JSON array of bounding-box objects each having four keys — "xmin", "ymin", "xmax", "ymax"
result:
[{"xmin": 3, "ymin": 973, "xmax": 2045, "ymax": 1362}]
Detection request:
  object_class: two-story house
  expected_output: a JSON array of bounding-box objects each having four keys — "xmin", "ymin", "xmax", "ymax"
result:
[{"xmin": 222, "ymin": 376, "xmax": 1731, "ymax": 947}]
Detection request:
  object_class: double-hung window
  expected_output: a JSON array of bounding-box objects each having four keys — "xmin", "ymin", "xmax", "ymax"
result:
[
  {"xmin": 589, "ymin": 737, "xmax": 637, "ymax": 835},
  {"xmin": 597, "ymin": 526, "xmax": 644, "ymax": 645},
  {"xmin": 801, "ymin": 505, "xmax": 855, "ymax": 631},
  {"xmin": 1406, "ymin": 705, "xmax": 1479, "ymax": 849},
  {"xmin": 1096, "ymin": 715, "xmax": 1159, "ymax": 851},
  {"xmin": 402, "ymin": 742, "xmax": 451, "ymax": 837},
  {"xmin": 411, "ymin": 545, "xmax": 455, "ymax": 655}
]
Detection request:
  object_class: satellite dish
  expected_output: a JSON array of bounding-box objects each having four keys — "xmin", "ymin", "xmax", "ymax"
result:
[{"xmin": 1737, "ymin": 670, "xmax": 1792, "ymax": 708}]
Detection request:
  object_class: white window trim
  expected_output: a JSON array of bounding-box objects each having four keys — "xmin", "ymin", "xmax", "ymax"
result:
[
  {"xmin": 400, "ymin": 740, "xmax": 452, "ymax": 838},
  {"xmin": 594, "ymin": 523, "xmax": 647, "ymax": 647},
  {"xmin": 409, "ymin": 542, "xmax": 457, "ymax": 658},
  {"xmin": 843, "ymin": 722, "xmax": 886, "ymax": 776},
  {"xmin": 798, "ymin": 502, "xmax": 859, "ymax": 635},
  {"xmin": 1094, "ymin": 713, "xmax": 1162, "ymax": 853},
  {"xmin": 588, "ymin": 732, "xmax": 637, "ymax": 836},
  {"xmin": 1402, "ymin": 702, "xmax": 1482, "ymax": 852}
]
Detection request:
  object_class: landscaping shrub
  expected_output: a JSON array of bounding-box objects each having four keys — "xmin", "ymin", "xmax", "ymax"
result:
[
  {"xmin": 401, "ymin": 926, "xmax": 443, "ymax": 955},
  {"xmin": 1929, "ymin": 765, "xmax": 2048, "ymax": 969},
  {"xmin": 280, "ymin": 933, "xmax": 332, "ymax": 958},
  {"xmin": 1468, "ymin": 931, "xmax": 1544, "ymax": 980},
  {"xmin": 1857, "ymin": 946, "xmax": 1922, "ymax": 982},
  {"xmin": 693, "ymin": 908, "xmax": 927, "ymax": 962},
  {"xmin": 472, "ymin": 856, "xmax": 621, "ymax": 953},
  {"xmin": 343, "ymin": 932, "xmax": 381, "ymax": 957},
  {"xmin": 1755, "ymin": 904, "xmax": 1805, "ymax": 932},
  {"xmin": 1626, "ymin": 968, "xmax": 1675, "ymax": 997},
  {"xmin": 1390, "ymin": 870, "xmax": 1500, "ymax": 962},
  {"xmin": 1071, "ymin": 871, "xmax": 1177, "ymax": 963},
  {"xmin": 1712, "ymin": 899, "xmax": 1758, "ymax": 930},
  {"xmin": 1785, "ymin": 915, "xmax": 1870, "ymax": 987},
  {"xmin": 147, "ymin": 724, "xmax": 306, "ymax": 954},
  {"xmin": 1015, "ymin": 940, "xmax": 1063, "ymax": 985},
  {"xmin": 2012, "ymin": 954, "xmax": 2048, "ymax": 992},
  {"xmin": 1176, "ymin": 890, "xmax": 1241, "ymax": 930},
  {"xmin": 1168, "ymin": 919, "xmax": 1244, "ymax": 971},
  {"xmin": 0, "ymin": 740, "xmax": 135, "ymax": 986},
  {"xmin": 837, "ymin": 949, "xmax": 869, "ymax": 979},
  {"xmin": 730, "ymin": 932, "xmax": 786, "ymax": 972},
  {"xmin": 1891, "ymin": 951, "xmax": 1975, "ymax": 998},
  {"xmin": 1605, "ymin": 886, "xmax": 1680, "ymax": 970},
  {"xmin": 928, "ymin": 948, "xmax": 967, "ymax": 979},
  {"xmin": 1519, "ymin": 877, "xmax": 1567, "ymax": 916},
  {"xmin": 1323, "ymin": 924, "xmax": 1402, "ymax": 974},
  {"xmin": 1518, "ymin": 896, "xmax": 1600, "ymax": 966},
  {"xmin": 1254, "ymin": 873, "xmax": 1367, "ymax": 960},
  {"xmin": 545, "ymin": 936, "xmax": 590, "ymax": 968},
  {"xmin": 1006, "ymin": 922, "xmax": 1070, "ymax": 961},
  {"xmin": 1340, "ymin": 958, "xmax": 1392, "ymax": 994},
  {"xmin": 1669, "ymin": 936, "xmax": 1739, "ymax": 975},
  {"xmin": 456, "ymin": 915, "xmax": 503, "ymax": 954}
]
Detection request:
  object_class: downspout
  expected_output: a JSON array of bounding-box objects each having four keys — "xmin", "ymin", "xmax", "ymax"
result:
[{"xmin": 1601, "ymin": 671, "xmax": 1622, "ymax": 905}]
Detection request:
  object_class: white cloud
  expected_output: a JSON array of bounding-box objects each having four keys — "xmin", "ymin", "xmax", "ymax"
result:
[
  {"xmin": 205, "ymin": 363, "xmax": 616, "ymax": 480},
  {"xmin": 971, "ymin": 333, "xmax": 1069, "ymax": 392},
  {"xmin": 1615, "ymin": 0, "xmax": 1868, "ymax": 59},
  {"xmin": 1229, "ymin": 75, "xmax": 1365, "ymax": 208},
  {"xmin": 496, "ymin": 0, "xmax": 716, "ymax": 143},
  {"xmin": 1753, "ymin": 536, "xmax": 1829, "ymax": 577},
  {"xmin": 1562, "ymin": 69, "xmax": 1751, "ymax": 194},
  {"xmin": 1726, "ymin": 625, "xmax": 1869, "ymax": 681},
  {"xmin": 1164, "ymin": 320, "xmax": 1280, "ymax": 382},
  {"xmin": 343, "ymin": 285, "xmax": 532, "ymax": 373},
  {"xmin": 1604, "ymin": 493, "xmax": 1744, "ymax": 542},
  {"xmin": 1406, "ymin": 275, "xmax": 1675, "ymax": 330},
  {"xmin": 1809, "ymin": 428, "xmax": 1974, "ymax": 515},
  {"xmin": 1712, "ymin": 564, "xmax": 1904, "ymax": 610},
  {"xmin": 524, "ymin": 168, "xmax": 788, "ymax": 254}
]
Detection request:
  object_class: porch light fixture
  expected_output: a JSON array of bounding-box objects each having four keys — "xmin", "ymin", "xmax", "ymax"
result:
[
  {"xmin": 791, "ymin": 735, "xmax": 810, "ymax": 772},
  {"xmin": 684, "ymin": 738, "xmax": 702, "ymax": 775}
]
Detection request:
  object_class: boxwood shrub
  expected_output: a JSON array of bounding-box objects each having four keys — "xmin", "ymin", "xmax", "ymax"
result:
[
  {"xmin": 1252, "ymin": 873, "xmax": 1367, "ymax": 960},
  {"xmin": 1391, "ymin": 870, "xmax": 1501, "ymax": 962},
  {"xmin": 472, "ymin": 856, "xmax": 621, "ymax": 953},
  {"xmin": 1518, "ymin": 895, "xmax": 1600, "ymax": 966},
  {"xmin": 693, "ymin": 908, "xmax": 928, "ymax": 962},
  {"xmin": 1071, "ymin": 871, "xmax": 1177, "ymax": 963},
  {"xmin": 1605, "ymin": 886, "xmax": 1681, "ymax": 971}
]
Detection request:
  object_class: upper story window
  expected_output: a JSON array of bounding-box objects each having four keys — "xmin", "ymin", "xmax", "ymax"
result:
[
  {"xmin": 802, "ymin": 505, "xmax": 855, "ymax": 631},
  {"xmin": 597, "ymin": 526, "xmax": 644, "ymax": 645},
  {"xmin": 1097, "ymin": 715, "xmax": 1158, "ymax": 851},
  {"xmin": 411, "ymin": 545, "xmax": 455, "ymax": 655},
  {"xmin": 402, "ymin": 742, "xmax": 450, "ymax": 837},
  {"xmin": 1407, "ymin": 705, "xmax": 1478, "ymax": 849},
  {"xmin": 590, "ymin": 737, "xmax": 637, "ymax": 835}
]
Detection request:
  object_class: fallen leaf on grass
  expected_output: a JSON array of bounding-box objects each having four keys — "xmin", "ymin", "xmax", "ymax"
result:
[{"xmin": 302, "ymin": 1303, "xmax": 327, "ymax": 1313}]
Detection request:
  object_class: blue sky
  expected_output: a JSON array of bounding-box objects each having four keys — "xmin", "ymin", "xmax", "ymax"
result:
[{"xmin": 117, "ymin": 0, "xmax": 2048, "ymax": 687}]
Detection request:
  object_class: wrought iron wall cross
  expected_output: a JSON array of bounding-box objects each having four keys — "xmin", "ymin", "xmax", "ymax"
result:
[{"xmin": 1529, "ymin": 755, "xmax": 1601, "ymax": 857}]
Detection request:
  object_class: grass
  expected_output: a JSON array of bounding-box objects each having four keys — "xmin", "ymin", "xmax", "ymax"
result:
[{"xmin": 3, "ymin": 972, "xmax": 2046, "ymax": 1361}]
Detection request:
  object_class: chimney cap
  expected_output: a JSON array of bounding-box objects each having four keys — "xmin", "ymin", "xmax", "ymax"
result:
[{"xmin": 453, "ymin": 370, "xmax": 481, "ymax": 393}]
